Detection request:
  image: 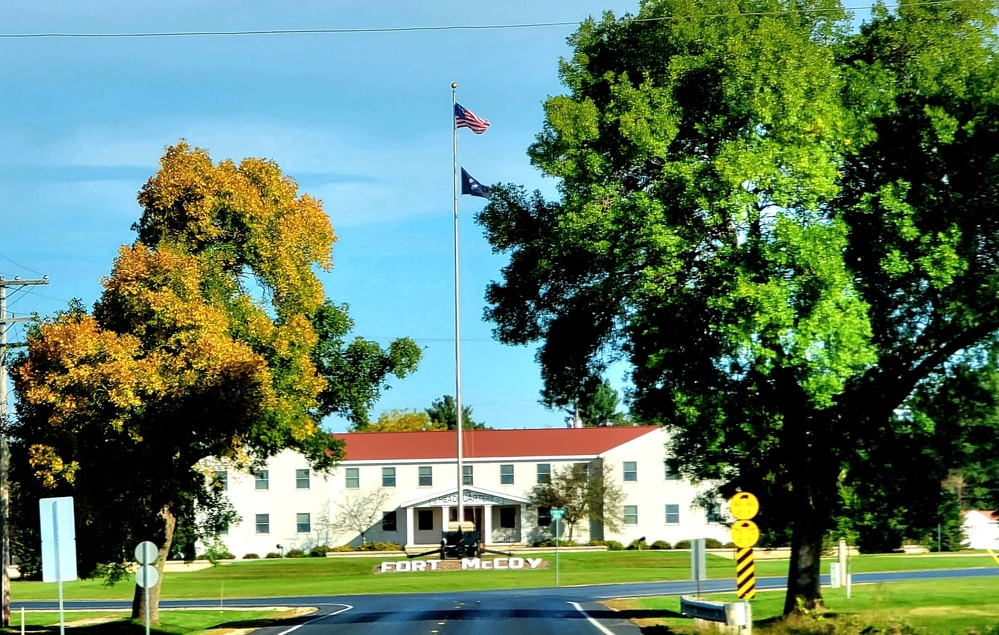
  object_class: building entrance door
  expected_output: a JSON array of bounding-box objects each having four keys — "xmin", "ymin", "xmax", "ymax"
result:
[{"xmin": 449, "ymin": 506, "xmax": 484, "ymax": 535}]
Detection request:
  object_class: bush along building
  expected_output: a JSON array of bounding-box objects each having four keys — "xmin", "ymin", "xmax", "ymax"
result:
[{"xmin": 207, "ymin": 426, "xmax": 731, "ymax": 556}]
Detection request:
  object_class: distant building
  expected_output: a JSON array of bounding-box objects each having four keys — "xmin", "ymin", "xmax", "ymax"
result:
[
  {"xmin": 962, "ymin": 510, "xmax": 999, "ymax": 549},
  {"xmin": 208, "ymin": 426, "xmax": 731, "ymax": 556}
]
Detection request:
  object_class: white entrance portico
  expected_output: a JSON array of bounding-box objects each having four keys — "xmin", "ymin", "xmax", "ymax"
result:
[{"xmin": 400, "ymin": 486, "xmax": 530, "ymax": 548}]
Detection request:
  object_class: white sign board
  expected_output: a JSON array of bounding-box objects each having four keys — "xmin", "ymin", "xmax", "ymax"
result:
[
  {"xmin": 135, "ymin": 564, "xmax": 159, "ymax": 589},
  {"xmin": 39, "ymin": 497, "xmax": 78, "ymax": 583},
  {"xmin": 135, "ymin": 541, "xmax": 158, "ymax": 565}
]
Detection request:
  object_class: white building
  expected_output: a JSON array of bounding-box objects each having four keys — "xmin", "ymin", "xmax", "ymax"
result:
[
  {"xmin": 962, "ymin": 510, "xmax": 999, "ymax": 549},
  {"xmin": 213, "ymin": 426, "xmax": 731, "ymax": 557}
]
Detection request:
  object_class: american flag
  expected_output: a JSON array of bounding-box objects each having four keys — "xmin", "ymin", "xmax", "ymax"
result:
[{"xmin": 454, "ymin": 103, "xmax": 490, "ymax": 134}]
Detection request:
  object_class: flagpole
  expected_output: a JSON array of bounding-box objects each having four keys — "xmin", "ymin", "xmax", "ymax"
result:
[{"xmin": 451, "ymin": 82, "xmax": 465, "ymax": 527}]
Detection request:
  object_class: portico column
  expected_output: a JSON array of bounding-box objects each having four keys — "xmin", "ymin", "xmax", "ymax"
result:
[
  {"xmin": 519, "ymin": 504, "xmax": 527, "ymax": 544},
  {"xmin": 441, "ymin": 505, "xmax": 450, "ymax": 530},
  {"xmin": 406, "ymin": 507, "xmax": 415, "ymax": 548},
  {"xmin": 482, "ymin": 505, "xmax": 492, "ymax": 545}
]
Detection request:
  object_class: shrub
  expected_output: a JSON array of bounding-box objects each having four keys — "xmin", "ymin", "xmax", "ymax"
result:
[
  {"xmin": 626, "ymin": 538, "xmax": 649, "ymax": 550},
  {"xmin": 331, "ymin": 545, "xmax": 355, "ymax": 552},
  {"xmin": 673, "ymin": 540, "xmax": 691, "ymax": 549},
  {"xmin": 651, "ymin": 540, "xmax": 671, "ymax": 550},
  {"xmin": 705, "ymin": 538, "xmax": 724, "ymax": 549},
  {"xmin": 286, "ymin": 549, "xmax": 306, "ymax": 558},
  {"xmin": 357, "ymin": 541, "xmax": 403, "ymax": 551},
  {"xmin": 309, "ymin": 546, "xmax": 331, "ymax": 557},
  {"xmin": 587, "ymin": 540, "xmax": 624, "ymax": 551},
  {"xmin": 243, "ymin": 553, "xmax": 259, "ymax": 559},
  {"xmin": 531, "ymin": 538, "xmax": 578, "ymax": 547},
  {"xmin": 265, "ymin": 552, "xmax": 283, "ymax": 559}
]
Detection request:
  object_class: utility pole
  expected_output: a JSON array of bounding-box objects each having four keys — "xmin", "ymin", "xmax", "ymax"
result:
[{"xmin": 0, "ymin": 275, "xmax": 49, "ymax": 627}]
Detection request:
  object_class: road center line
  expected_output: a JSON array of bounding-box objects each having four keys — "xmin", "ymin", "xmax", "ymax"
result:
[
  {"xmin": 568, "ymin": 601, "xmax": 615, "ymax": 635},
  {"xmin": 275, "ymin": 603, "xmax": 353, "ymax": 634}
]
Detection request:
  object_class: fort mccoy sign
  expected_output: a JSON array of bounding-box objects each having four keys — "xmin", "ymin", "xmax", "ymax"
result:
[{"xmin": 375, "ymin": 557, "xmax": 549, "ymax": 574}]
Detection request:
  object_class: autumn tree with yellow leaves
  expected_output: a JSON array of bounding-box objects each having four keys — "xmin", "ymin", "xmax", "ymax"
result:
[
  {"xmin": 12, "ymin": 142, "xmax": 420, "ymax": 621},
  {"xmin": 363, "ymin": 409, "xmax": 445, "ymax": 432}
]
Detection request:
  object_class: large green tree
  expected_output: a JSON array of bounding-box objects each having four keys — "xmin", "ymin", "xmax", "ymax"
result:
[
  {"xmin": 424, "ymin": 395, "xmax": 487, "ymax": 430},
  {"xmin": 574, "ymin": 378, "xmax": 628, "ymax": 427},
  {"xmin": 527, "ymin": 464, "xmax": 624, "ymax": 542},
  {"xmin": 12, "ymin": 142, "xmax": 419, "ymax": 621},
  {"xmin": 476, "ymin": 0, "xmax": 999, "ymax": 614}
]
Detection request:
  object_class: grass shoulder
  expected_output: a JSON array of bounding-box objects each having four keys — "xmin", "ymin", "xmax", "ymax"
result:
[
  {"xmin": 605, "ymin": 577, "xmax": 999, "ymax": 634},
  {"xmin": 0, "ymin": 607, "xmax": 309, "ymax": 634}
]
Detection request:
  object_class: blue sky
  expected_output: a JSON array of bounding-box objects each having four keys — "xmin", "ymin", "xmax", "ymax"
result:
[{"xmin": 1, "ymin": 1, "xmax": 639, "ymax": 432}]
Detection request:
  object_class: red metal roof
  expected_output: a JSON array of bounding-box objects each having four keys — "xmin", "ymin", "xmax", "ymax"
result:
[{"xmin": 332, "ymin": 426, "xmax": 660, "ymax": 462}]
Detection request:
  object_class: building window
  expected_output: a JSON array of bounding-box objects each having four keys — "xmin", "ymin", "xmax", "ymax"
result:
[
  {"xmin": 623, "ymin": 461, "xmax": 638, "ymax": 482},
  {"xmin": 296, "ymin": 469, "xmax": 310, "ymax": 489},
  {"xmin": 500, "ymin": 464, "xmax": 514, "ymax": 485},
  {"xmin": 297, "ymin": 512, "xmax": 311, "ymax": 533},
  {"xmin": 706, "ymin": 503, "xmax": 723, "ymax": 523},
  {"xmin": 500, "ymin": 507, "xmax": 516, "ymax": 529},
  {"xmin": 382, "ymin": 511, "xmax": 397, "ymax": 532},
  {"xmin": 214, "ymin": 470, "xmax": 227, "ymax": 491},
  {"xmin": 463, "ymin": 464, "xmax": 474, "ymax": 486},
  {"xmin": 382, "ymin": 467, "xmax": 396, "ymax": 487},
  {"xmin": 537, "ymin": 463, "xmax": 551, "ymax": 484},
  {"xmin": 254, "ymin": 470, "xmax": 269, "ymax": 491},
  {"xmin": 664, "ymin": 461, "xmax": 679, "ymax": 481},
  {"xmin": 418, "ymin": 466, "xmax": 433, "ymax": 487},
  {"xmin": 624, "ymin": 505, "xmax": 639, "ymax": 525},
  {"xmin": 345, "ymin": 467, "xmax": 359, "ymax": 489},
  {"xmin": 418, "ymin": 509, "xmax": 434, "ymax": 531},
  {"xmin": 255, "ymin": 514, "xmax": 270, "ymax": 534},
  {"xmin": 537, "ymin": 506, "xmax": 552, "ymax": 527},
  {"xmin": 573, "ymin": 462, "xmax": 588, "ymax": 478},
  {"xmin": 665, "ymin": 504, "xmax": 680, "ymax": 525}
]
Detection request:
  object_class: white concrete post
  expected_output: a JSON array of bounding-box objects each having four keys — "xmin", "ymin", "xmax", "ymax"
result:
[{"xmin": 838, "ymin": 538, "xmax": 848, "ymax": 587}]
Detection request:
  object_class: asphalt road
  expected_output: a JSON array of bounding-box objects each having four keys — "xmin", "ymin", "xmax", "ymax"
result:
[{"xmin": 15, "ymin": 567, "xmax": 999, "ymax": 634}]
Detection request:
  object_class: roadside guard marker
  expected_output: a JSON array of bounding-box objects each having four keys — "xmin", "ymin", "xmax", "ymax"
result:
[
  {"xmin": 736, "ymin": 547, "xmax": 756, "ymax": 599},
  {"xmin": 729, "ymin": 492, "xmax": 759, "ymax": 600}
]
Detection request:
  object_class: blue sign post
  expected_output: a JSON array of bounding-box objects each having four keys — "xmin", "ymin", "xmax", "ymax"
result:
[{"xmin": 39, "ymin": 497, "xmax": 77, "ymax": 635}]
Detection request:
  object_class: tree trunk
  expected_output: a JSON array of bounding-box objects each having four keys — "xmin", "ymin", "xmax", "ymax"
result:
[
  {"xmin": 783, "ymin": 489, "xmax": 827, "ymax": 615},
  {"xmin": 131, "ymin": 505, "xmax": 176, "ymax": 622}
]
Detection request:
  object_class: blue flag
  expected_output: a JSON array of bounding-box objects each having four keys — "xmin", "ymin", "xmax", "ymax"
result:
[{"xmin": 461, "ymin": 168, "xmax": 491, "ymax": 198}]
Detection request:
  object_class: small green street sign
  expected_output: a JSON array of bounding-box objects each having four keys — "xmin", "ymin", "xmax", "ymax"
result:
[{"xmin": 550, "ymin": 508, "xmax": 565, "ymax": 519}]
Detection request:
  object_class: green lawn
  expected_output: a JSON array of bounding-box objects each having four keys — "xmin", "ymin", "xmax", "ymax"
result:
[
  {"xmin": 7, "ymin": 550, "xmax": 998, "ymax": 601},
  {"xmin": 613, "ymin": 577, "xmax": 999, "ymax": 634},
  {"xmin": 6, "ymin": 552, "xmax": 999, "ymax": 634}
]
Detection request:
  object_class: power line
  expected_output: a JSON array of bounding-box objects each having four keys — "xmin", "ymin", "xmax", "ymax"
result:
[
  {"xmin": 0, "ymin": 1, "xmax": 963, "ymax": 40},
  {"xmin": 0, "ymin": 254, "xmax": 46, "ymax": 277}
]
